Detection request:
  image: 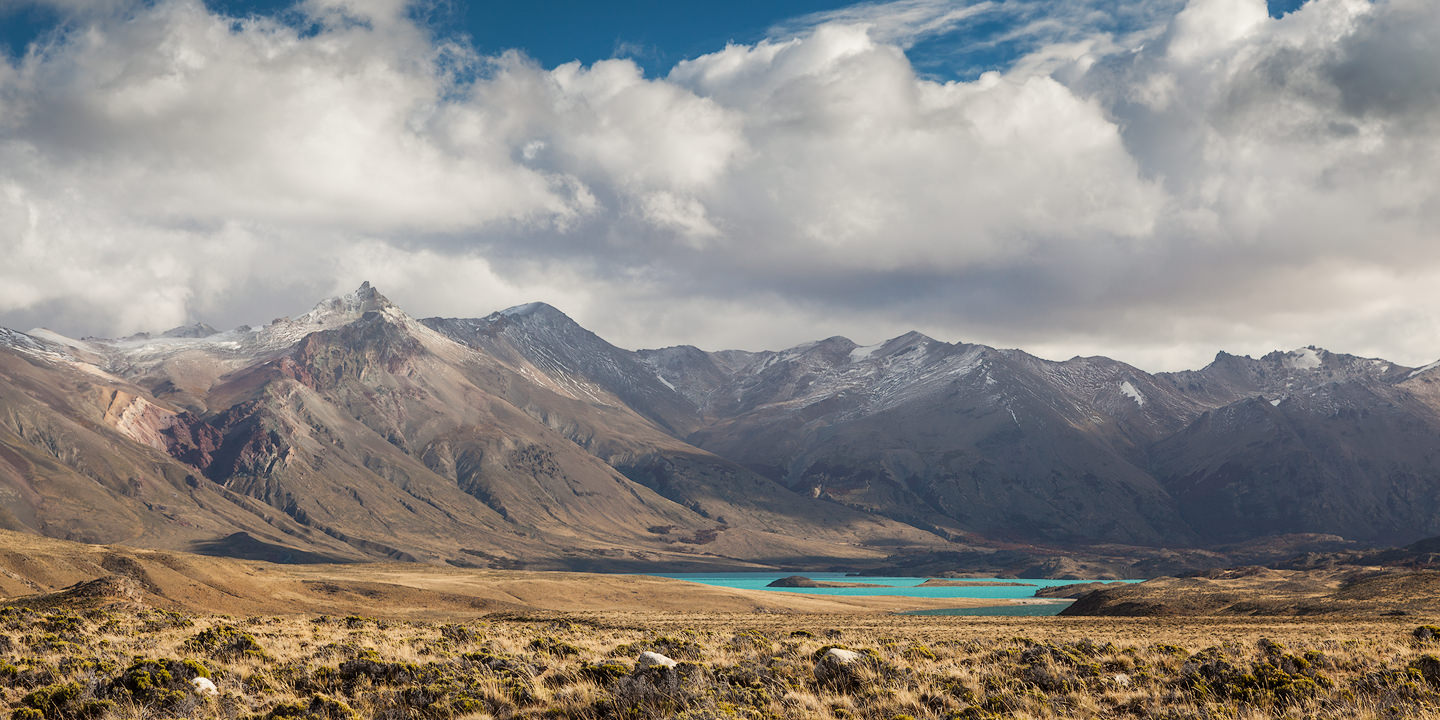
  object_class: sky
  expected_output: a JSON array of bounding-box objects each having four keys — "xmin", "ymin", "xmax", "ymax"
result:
[{"xmin": 1, "ymin": 0, "xmax": 1436, "ymax": 372}]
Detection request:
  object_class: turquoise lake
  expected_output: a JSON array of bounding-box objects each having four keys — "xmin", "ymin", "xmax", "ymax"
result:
[{"xmin": 642, "ymin": 572, "xmax": 1139, "ymax": 616}]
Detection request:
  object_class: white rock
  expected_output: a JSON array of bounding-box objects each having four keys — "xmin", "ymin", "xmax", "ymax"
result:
[
  {"xmin": 191, "ymin": 677, "xmax": 218, "ymax": 696},
  {"xmin": 819, "ymin": 647, "xmax": 861, "ymax": 664},
  {"xmin": 1111, "ymin": 673, "xmax": 1132, "ymax": 687},
  {"xmin": 636, "ymin": 651, "xmax": 678, "ymax": 670},
  {"xmin": 814, "ymin": 647, "xmax": 864, "ymax": 684}
]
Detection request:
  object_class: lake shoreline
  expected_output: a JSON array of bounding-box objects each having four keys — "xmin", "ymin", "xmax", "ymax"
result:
[{"xmin": 644, "ymin": 571, "xmax": 1141, "ymax": 617}]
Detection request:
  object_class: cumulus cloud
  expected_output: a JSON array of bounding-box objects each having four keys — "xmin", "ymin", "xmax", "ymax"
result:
[{"xmin": 1, "ymin": 0, "xmax": 1439, "ymax": 370}]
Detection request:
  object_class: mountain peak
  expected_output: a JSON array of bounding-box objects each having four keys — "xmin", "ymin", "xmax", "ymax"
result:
[
  {"xmin": 251, "ymin": 282, "xmax": 410, "ymax": 349},
  {"xmin": 303, "ymin": 282, "xmax": 395, "ymax": 321},
  {"xmin": 497, "ymin": 301, "xmax": 564, "ymax": 320},
  {"xmin": 884, "ymin": 330, "xmax": 935, "ymax": 348},
  {"xmin": 1263, "ymin": 346, "xmax": 1327, "ymax": 370}
]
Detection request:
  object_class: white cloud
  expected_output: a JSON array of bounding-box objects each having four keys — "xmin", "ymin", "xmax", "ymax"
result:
[
  {"xmin": 767, "ymin": 0, "xmax": 997, "ymax": 50},
  {"xmin": 1164, "ymin": 0, "xmax": 1269, "ymax": 63},
  {"xmin": 2, "ymin": 0, "xmax": 1440, "ymax": 371}
]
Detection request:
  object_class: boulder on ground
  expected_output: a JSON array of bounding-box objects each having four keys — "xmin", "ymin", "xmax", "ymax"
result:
[
  {"xmin": 636, "ymin": 651, "xmax": 677, "ymax": 670},
  {"xmin": 814, "ymin": 647, "xmax": 864, "ymax": 686},
  {"xmin": 191, "ymin": 677, "xmax": 218, "ymax": 696}
]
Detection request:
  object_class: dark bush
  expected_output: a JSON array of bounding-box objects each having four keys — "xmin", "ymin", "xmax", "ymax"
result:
[
  {"xmin": 185, "ymin": 625, "xmax": 269, "ymax": 660},
  {"xmin": 257, "ymin": 695, "xmax": 357, "ymax": 720}
]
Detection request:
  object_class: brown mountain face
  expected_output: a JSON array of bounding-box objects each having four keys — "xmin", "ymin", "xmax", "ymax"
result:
[
  {"xmin": 441, "ymin": 310, "xmax": 1440, "ymax": 550},
  {"xmin": 6, "ymin": 286, "xmax": 1440, "ymax": 569},
  {"xmin": 0, "ymin": 285, "xmax": 946, "ymax": 569}
]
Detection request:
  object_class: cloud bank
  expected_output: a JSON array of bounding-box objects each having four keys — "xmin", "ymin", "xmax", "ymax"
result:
[{"xmin": 1, "ymin": 0, "xmax": 1438, "ymax": 370}]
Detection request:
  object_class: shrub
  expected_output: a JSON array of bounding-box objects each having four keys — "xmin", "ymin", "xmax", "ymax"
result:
[
  {"xmin": 110, "ymin": 657, "xmax": 212, "ymax": 714},
  {"xmin": 256, "ymin": 695, "xmax": 357, "ymax": 720},
  {"xmin": 186, "ymin": 625, "xmax": 269, "ymax": 660},
  {"xmin": 18, "ymin": 683, "xmax": 81, "ymax": 718},
  {"xmin": 579, "ymin": 661, "xmax": 631, "ymax": 686},
  {"xmin": 1410, "ymin": 654, "xmax": 1440, "ymax": 685},
  {"xmin": 528, "ymin": 636, "xmax": 582, "ymax": 658}
]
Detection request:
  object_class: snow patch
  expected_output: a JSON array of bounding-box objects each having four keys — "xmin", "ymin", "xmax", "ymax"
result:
[
  {"xmin": 0, "ymin": 327, "xmax": 44, "ymax": 353},
  {"xmin": 26, "ymin": 328, "xmax": 94, "ymax": 350},
  {"xmin": 1284, "ymin": 347, "xmax": 1322, "ymax": 370},
  {"xmin": 849, "ymin": 343, "xmax": 881, "ymax": 363},
  {"xmin": 1270, "ymin": 398, "xmax": 1283, "ymax": 406},
  {"xmin": 501, "ymin": 302, "xmax": 546, "ymax": 318},
  {"xmin": 1409, "ymin": 359, "xmax": 1440, "ymax": 378},
  {"xmin": 1119, "ymin": 380, "xmax": 1146, "ymax": 406},
  {"xmin": 655, "ymin": 373, "xmax": 676, "ymax": 391}
]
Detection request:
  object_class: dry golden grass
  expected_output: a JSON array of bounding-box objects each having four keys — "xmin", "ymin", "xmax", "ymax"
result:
[{"xmin": 5, "ymin": 603, "xmax": 1440, "ymax": 720}]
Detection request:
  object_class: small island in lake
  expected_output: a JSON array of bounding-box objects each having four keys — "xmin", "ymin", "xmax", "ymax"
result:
[
  {"xmin": 766, "ymin": 575, "xmax": 893, "ymax": 588},
  {"xmin": 917, "ymin": 578, "xmax": 1038, "ymax": 587}
]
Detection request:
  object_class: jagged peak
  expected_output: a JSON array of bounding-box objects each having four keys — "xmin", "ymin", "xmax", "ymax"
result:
[
  {"xmin": 252, "ymin": 282, "xmax": 417, "ymax": 350},
  {"xmin": 1261, "ymin": 346, "xmax": 1328, "ymax": 370},
  {"xmin": 303, "ymin": 281, "xmax": 395, "ymax": 320}
]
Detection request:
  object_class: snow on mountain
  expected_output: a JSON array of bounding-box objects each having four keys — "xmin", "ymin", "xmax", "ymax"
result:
[
  {"xmin": 0, "ymin": 327, "xmax": 50, "ymax": 356},
  {"xmin": 1284, "ymin": 346, "xmax": 1323, "ymax": 370},
  {"xmin": 11, "ymin": 283, "xmax": 1440, "ymax": 550},
  {"xmin": 1409, "ymin": 359, "xmax": 1440, "ymax": 378},
  {"xmin": 422, "ymin": 302, "xmax": 701, "ymax": 432},
  {"xmin": 1120, "ymin": 380, "xmax": 1146, "ymax": 406},
  {"xmin": 0, "ymin": 283, "xmax": 477, "ymax": 405},
  {"xmin": 1157, "ymin": 347, "xmax": 1411, "ymax": 407}
]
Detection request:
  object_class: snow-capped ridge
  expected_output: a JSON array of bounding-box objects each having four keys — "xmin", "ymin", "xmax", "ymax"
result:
[
  {"xmin": 0, "ymin": 327, "xmax": 48, "ymax": 354},
  {"xmin": 1409, "ymin": 359, "xmax": 1440, "ymax": 379},
  {"xmin": 878, "ymin": 330, "xmax": 935, "ymax": 355},
  {"xmin": 1276, "ymin": 346, "xmax": 1324, "ymax": 370},
  {"xmin": 849, "ymin": 342, "xmax": 882, "ymax": 362},
  {"xmin": 297, "ymin": 281, "xmax": 394, "ymax": 323},
  {"xmin": 497, "ymin": 301, "xmax": 559, "ymax": 319}
]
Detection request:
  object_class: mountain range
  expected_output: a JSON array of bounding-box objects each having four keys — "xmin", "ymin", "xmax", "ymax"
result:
[{"xmin": 4, "ymin": 282, "xmax": 1440, "ymax": 571}]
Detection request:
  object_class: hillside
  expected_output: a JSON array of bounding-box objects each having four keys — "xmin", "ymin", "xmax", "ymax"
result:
[
  {"xmin": 7, "ymin": 283, "xmax": 1440, "ymax": 567},
  {"xmin": 0, "ymin": 285, "xmax": 945, "ymax": 570}
]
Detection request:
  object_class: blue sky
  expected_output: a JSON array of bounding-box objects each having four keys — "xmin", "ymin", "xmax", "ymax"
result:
[{"xmin": 1, "ymin": 0, "xmax": 1311, "ymax": 79}]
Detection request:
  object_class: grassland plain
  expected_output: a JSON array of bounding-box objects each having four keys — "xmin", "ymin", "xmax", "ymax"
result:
[{"xmin": 5, "ymin": 600, "xmax": 1440, "ymax": 720}]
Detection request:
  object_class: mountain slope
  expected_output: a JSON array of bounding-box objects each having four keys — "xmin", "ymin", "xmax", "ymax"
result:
[
  {"xmin": 421, "ymin": 307, "xmax": 943, "ymax": 557},
  {"xmin": 0, "ymin": 285, "xmax": 948, "ymax": 569},
  {"xmin": 662, "ymin": 337, "xmax": 1197, "ymax": 545},
  {"xmin": 8, "ymin": 284, "xmax": 1440, "ymax": 564}
]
